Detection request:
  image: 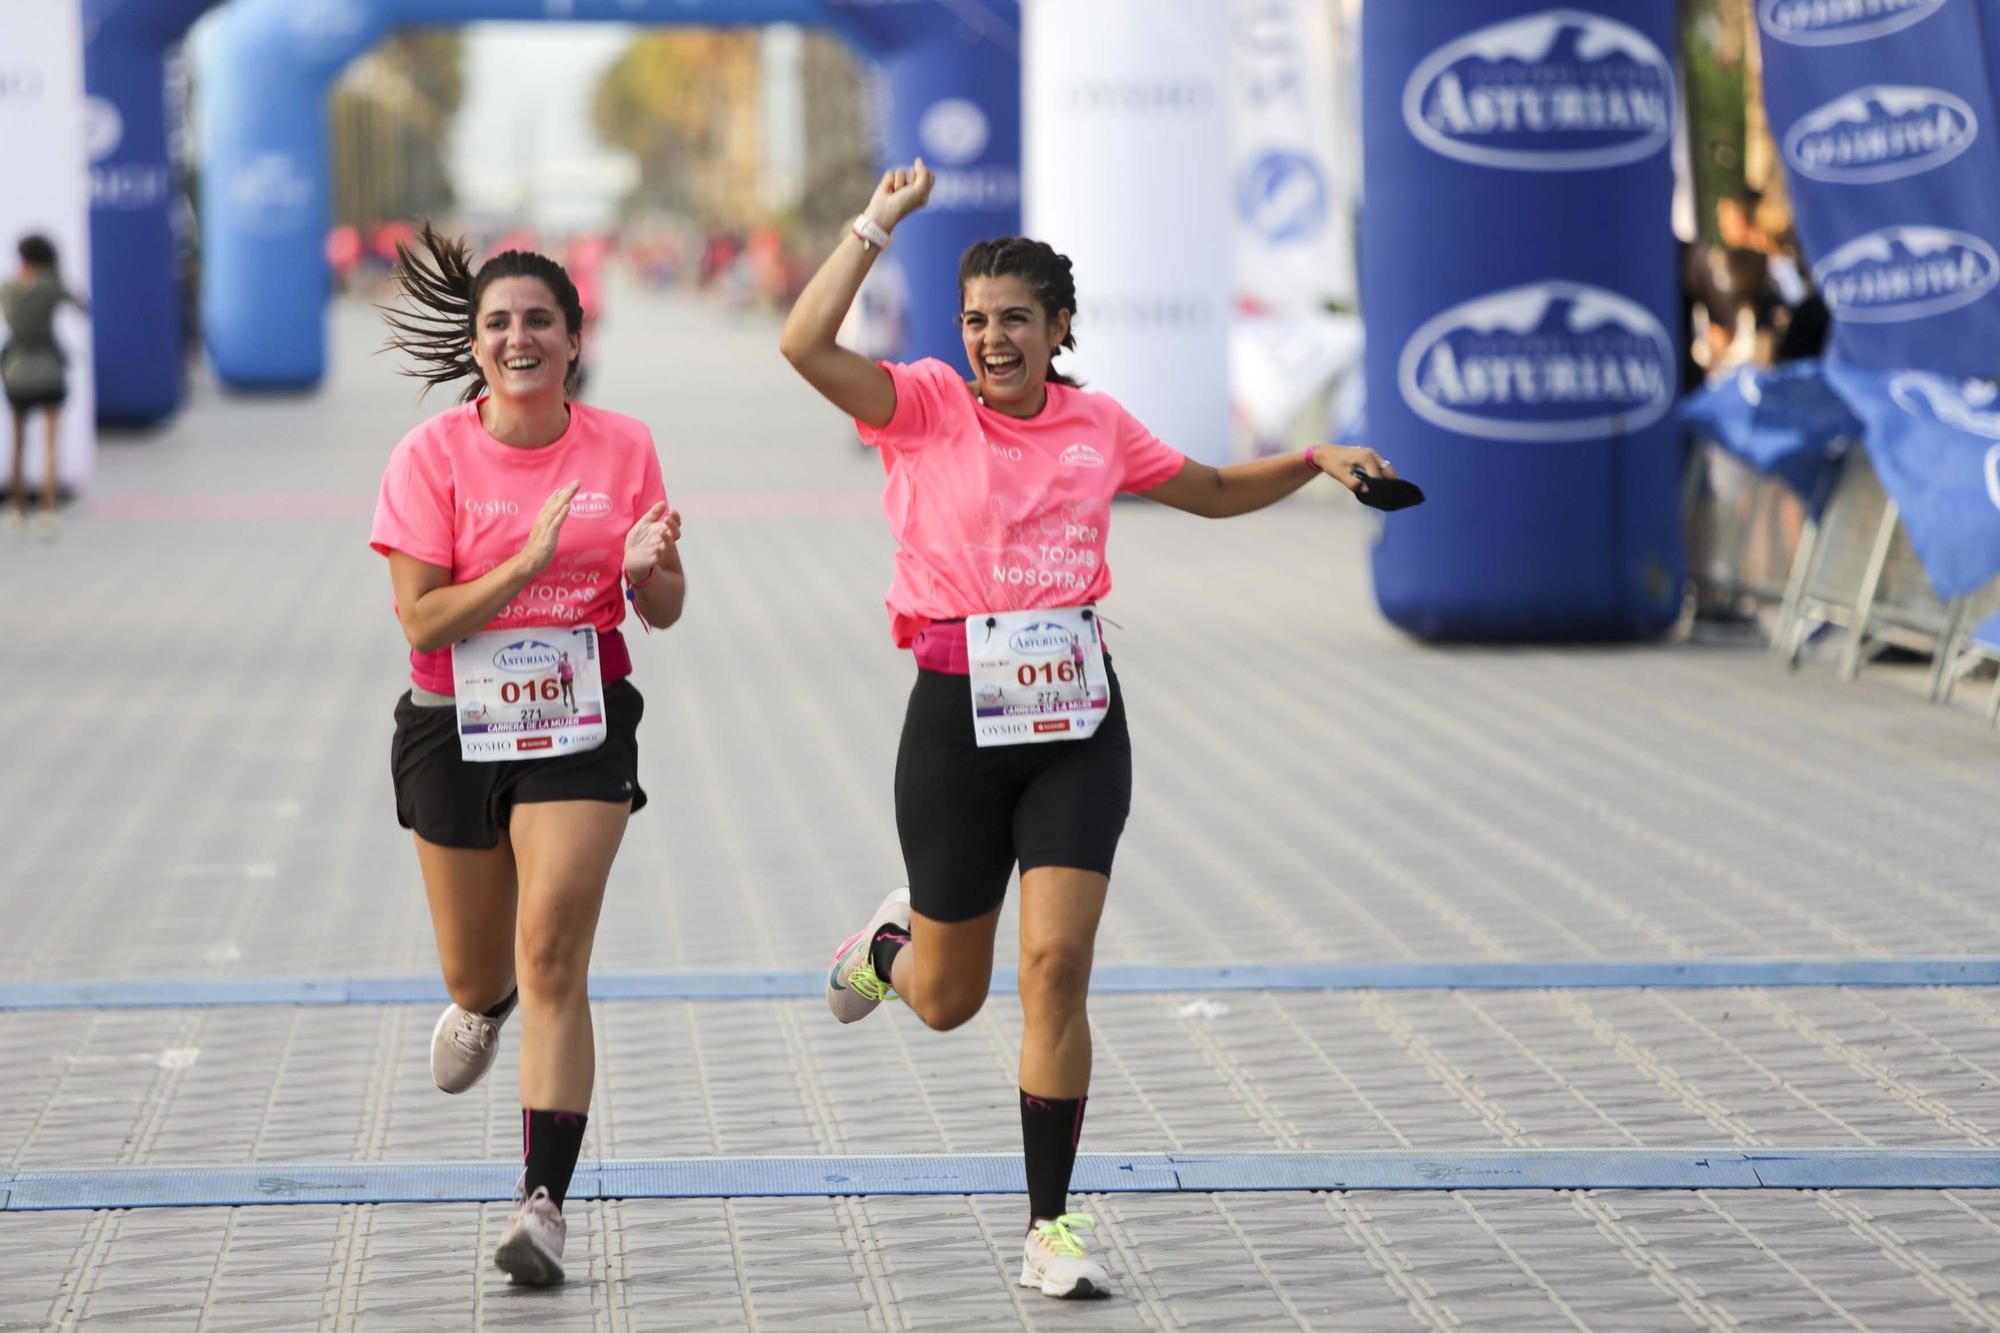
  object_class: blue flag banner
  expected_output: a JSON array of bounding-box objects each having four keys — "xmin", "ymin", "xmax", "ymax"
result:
[
  {"xmin": 1821, "ymin": 360, "xmax": 2000, "ymax": 598},
  {"xmin": 1677, "ymin": 362, "xmax": 1859, "ymax": 513},
  {"xmin": 1757, "ymin": 0, "xmax": 2000, "ymax": 377},
  {"xmin": 1361, "ymin": 1, "xmax": 1684, "ymax": 639}
]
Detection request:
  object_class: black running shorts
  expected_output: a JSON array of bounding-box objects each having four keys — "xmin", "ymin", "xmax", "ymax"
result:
[
  {"xmin": 390, "ymin": 676, "xmax": 647, "ymax": 849},
  {"xmin": 893, "ymin": 658, "xmax": 1132, "ymax": 923}
]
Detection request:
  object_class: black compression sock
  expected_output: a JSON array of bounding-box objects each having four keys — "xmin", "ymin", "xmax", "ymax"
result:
[
  {"xmin": 1020, "ymin": 1091, "xmax": 1087, "ymax": 1226},
  {"xmin": 521, "ymin": 1108, "xmax": 588, "ymax": 1210},
  {"xmin": 869, "ymin": 923, "xmax": 910, "ymax": 981},
  {"xmin": 483, "ymin": 988, "xmax": 518, "ymax": 1021}
]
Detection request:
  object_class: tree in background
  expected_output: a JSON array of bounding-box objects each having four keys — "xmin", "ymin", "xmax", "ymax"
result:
[
  {"xmin": 332, "ymin": 30, "xmax": 464, "ymax": 227},
  {"xmin": 592, "ymin": 28, "xmax": 876, "ymax": 236},
  {"xmin": 796, "ymin": 32, "xmax": 880, "ymax": 237},
  {"xmin": 592, "ymin": 30, "xmax": 762, "ymax": 225},
  {"xmin": 1682, "ymin": 0, "xmax": 1759, "ymax": 244}
]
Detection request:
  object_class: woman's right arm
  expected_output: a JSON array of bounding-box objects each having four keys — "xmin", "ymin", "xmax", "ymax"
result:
[
  {"xmin": 389, "ymin": 481, "xmax": 578, "ymax": 653},
  {"xmin": 779, "ymin": 161, "xmax": 935, "ymax": 430}
]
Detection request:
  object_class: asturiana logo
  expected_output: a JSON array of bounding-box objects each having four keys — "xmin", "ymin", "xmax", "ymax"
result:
[
  {"xmin": 1758, "ymin": 0, "xmax": 1944, "ymax": 47},
  {"xmin": 1059, "ymin": 443, "xmax": 1106, "ymax": 468},
  {"xmin": 1398, "ymin": 281, "xmax": 1675, "ymax": 442},
  {"xmin": 1887, "ymin": 373, "xmax": 2000, "ymax": 513},
  {"xmin": 568, "ymin": 491, "xmax": 612, "ymax": 518},
  {"xmin": 1812, "ymin": 226, "xmax": 2000, "ymax": 323},
  {"xmin": 1009, "ymin": 623, "xmax": 1076, "ymax": 655},
  {"xmin": 1783, "ymin": 86, "xmax": 1976, "ymax": 184},
  {"xmin": 1403, "ymin": 9, "xmax": 1674, "ymax": 171},
  {"xmin": 1888, "ymin": 371, "xmax": 2000, "ymax": 438},
  {"xmin": 493, "ymin": 639, "xmax": 564, "ymax": 674}
]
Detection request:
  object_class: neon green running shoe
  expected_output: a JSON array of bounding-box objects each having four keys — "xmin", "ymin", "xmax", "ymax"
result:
[
  {"xmin": 826, "ymin": 888, "xmax": 910, "ymax": 1024},
  {"xmin": 1020, "ymin": 1213, "xmax": 1110, "ymax": 1298}
]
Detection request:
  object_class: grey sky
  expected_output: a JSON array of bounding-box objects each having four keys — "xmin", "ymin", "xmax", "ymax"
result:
[{"xmin": 450, "ymin": 22, "xmax": 637, "ymax": 231}]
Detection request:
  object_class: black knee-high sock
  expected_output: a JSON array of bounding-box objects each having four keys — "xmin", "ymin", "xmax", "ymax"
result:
[
  {"xmin": 522, "ymin": 1108, "xmax": 588, "ymax": 1210},
  {"xmin": 1020, "ymin": 1091, "xmax": 1086, "ymax": 1225},
  {"xmin": 869, "ymin": 923, "xmax": 910, "ymax": 981}
]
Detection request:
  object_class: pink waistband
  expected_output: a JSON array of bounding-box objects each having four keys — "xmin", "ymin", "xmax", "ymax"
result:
[
  {"xmin": 911, "ymin": 620, "xmax": 969, "ymax": 675},
  {"xmin": 910, "ymin": 618, "xmax": 1113, "ymax": 675},
  {"xmin": 410, "ymin": 628, "xmax": 632, "ymax": 695}
]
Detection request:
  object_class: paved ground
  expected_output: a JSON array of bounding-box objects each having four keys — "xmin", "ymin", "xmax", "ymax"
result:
[{"xmin": 2, "ymin": 282, "xmax": 1998, "ymax": 1329}]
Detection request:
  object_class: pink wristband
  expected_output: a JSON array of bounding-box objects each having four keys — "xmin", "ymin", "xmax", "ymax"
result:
[
  {"xmin": 627, "ymin": 565, "xmax": 655, "ymax": 592},
  {"xmin": 1303, "ymin": 446, "xmax": 1324, "ymax": 474}
]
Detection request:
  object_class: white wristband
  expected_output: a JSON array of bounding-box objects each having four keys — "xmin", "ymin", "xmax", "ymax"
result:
[{"xmin": 851, "ymin": 214, "xmax": 892, "ymax": 251}]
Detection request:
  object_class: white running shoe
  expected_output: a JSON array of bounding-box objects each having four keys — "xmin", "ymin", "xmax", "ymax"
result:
[
  {"xmin": 825, "ymin": 888, "xmax": 911, "ymax": 1024},
  {"xmin": 494, "ymin": 1185, "xmax": 566, "ymax": 1286},
  {"xmin": 1020, "ymin": 1215, "xmax": 1111, "ymax": 1299},
  {"xmin": 430, "ymin": 1000, "xmax": 507, "ymax": 1093}
]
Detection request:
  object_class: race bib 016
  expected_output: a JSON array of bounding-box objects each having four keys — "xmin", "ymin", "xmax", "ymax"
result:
[
  {"xmin": 966, "ymin": 606, "xmax": 1110, "ymax": 747},
  {"xmin": 450, "ymin": 626, "xmax": 608, "ymax": 762}
]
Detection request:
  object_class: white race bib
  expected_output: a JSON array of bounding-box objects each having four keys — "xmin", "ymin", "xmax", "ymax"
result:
[
  {"xmin": 450, "ymin": 626, "xmax": 607, "ymax": 762},
  {"xmin": 966, "ymin": 606, "xmax": 1110, "ymax": 747}
]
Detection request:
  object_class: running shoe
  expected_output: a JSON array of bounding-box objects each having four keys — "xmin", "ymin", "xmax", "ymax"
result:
[
  {"xmin": 430, "ymin": 1001, "xmax": 507, "ymax": 1093},
  {"xmin": 825, "ymin": 888, "xmax": 910, "ymax": 1024},
  {"xmin": 494, "ymin": 1185, "xmax": 566, "ymax": 1286},
  {"xmin": 1020, "ymin": 1214, "xmax": 1110, "ymax": 1299}
]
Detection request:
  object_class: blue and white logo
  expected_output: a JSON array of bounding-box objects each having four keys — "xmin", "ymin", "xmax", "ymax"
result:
[
  {"xmin": 228, "ymin": 152, "xmax": 313, "ymax": 234},
  {"xmin": 1398, "ymin": 281, "xmax": 1675, "ymax": 441},
  {"xmin": 1813, "ymin": 226, "xmax": 2000, "ymax": 323},
  {"xmin": 1009, "ymin": 623, "xmax": 1076, "ymax": 655},
  {"xmin": 85, "ymin": 97, "xmax": 123, "ymax": 162},
  {"xmin": 1888, "ymin": 371, "xmax": 2000, "ymax": 438},
  {"xmin": 1889, "ymin": 373, "xmax": 2000, "ymax": 512},
  {"xmin": 1758, "ymin": 0, "xmax": 1944, "ymax": 47},
  {"xmin": 1236, "ymin": 150, "xmax": 1328, "ymax": 243},
  {"xmin": 493, "ymin": 639, "xmax": 564, "ymax": 674},
  {"xmin": 1403, "ymin": 9, "xmax": 1675, "ymax": 171},
  {"xmin": 1783, "ymin": 86, "xmax": 1976, "ymax": 184},
  {"xmin": 920, "ymin": 98, "xmax": 989, "ymax": 166}
]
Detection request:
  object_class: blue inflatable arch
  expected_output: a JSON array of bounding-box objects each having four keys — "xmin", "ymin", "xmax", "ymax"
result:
[{"xmin": 92, "ymin": 0, "xmax": 1017, "ymax": 409}]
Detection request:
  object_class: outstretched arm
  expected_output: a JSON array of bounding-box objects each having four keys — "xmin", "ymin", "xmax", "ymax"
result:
[
  {"xmin": 1141, "ymin": 445, "xmax": 1393, "ymax": 519},
  {"xmin": 779, "ymin": 161, "xmax": 935, "ymax": 430}
]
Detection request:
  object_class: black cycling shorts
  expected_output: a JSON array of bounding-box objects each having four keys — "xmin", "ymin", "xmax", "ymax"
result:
[
  {"xmin": 893, "ymin": 658, "xmax": 1132, "ymax": 923},
  {"xmin": 390, "ymin": 676, "xmax": 647, "ymax": 850}
]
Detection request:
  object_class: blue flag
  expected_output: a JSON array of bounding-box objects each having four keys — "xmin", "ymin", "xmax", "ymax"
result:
[
  {"xmin": 1678, "ymin": 362, "xmax": 1859, "ymax": 512},
  {"xmin": 1822, "ymin": 360, "xmax": 2000, "ymax": 598},
  {"xmin": 1758, "ymin": 0, "xmax": 2000, "ymax": 376}
]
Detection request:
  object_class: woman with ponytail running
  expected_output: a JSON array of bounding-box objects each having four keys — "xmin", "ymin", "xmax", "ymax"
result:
[
  {"xmin": 371, "ymin": 226, "xmax": 685, "ymax": 1286},
  {"xmin": 780, "ymin": 163, "xmax": 1390, "ymax": 1300}
]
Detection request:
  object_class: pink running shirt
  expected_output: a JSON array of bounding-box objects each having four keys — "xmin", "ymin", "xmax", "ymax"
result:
[
  {"xmin": 370, "ymin": 400, "xmax": 669, "ymax": 693},
  {"xmin": 857, "ymin": 359, "xmax": 1186, "ymax": 646}
]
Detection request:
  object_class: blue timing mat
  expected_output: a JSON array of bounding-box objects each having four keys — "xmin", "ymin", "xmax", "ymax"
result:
[
  {"xmin": 4, "ymin": 957, "xmax": 1999, "ymax": 1012},
  {"xmin": 6, "ymin": 1150, "xmax": 1995, "ymax": 1212}
]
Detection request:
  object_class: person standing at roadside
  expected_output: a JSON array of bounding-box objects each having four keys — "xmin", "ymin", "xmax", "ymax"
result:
[{"xmin": 2, "ymin": 235, "xmax": 89, "ymax": 539}]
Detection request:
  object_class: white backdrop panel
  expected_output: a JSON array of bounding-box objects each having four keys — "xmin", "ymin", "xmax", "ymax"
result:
[
  {"xmin": 0, "ymin": 0, "xmax": 94, "ymax": 496},
  {"xmin": 1025, "ymin": 0, "xmax": 1232, "ymax": 465}
]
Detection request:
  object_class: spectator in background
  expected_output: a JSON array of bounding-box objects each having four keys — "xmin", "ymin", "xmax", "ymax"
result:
[
  {"xmin": 1754, "ymin": 196, "xmax": 1828, "ymax": 364},
  {"xmin": 328, "ymin": 224, "xmax": 364, "ymax": 294},
  {"xmin": 2, "ymin": 234, "xmax": 89, "ymax": 540}
]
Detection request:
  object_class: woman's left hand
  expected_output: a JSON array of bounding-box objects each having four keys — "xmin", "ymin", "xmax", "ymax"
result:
[
  {"xmin": 1312, "ymin": 445, "xmax": 1396, "ymax": 496},
  {"xmin": 623, "ymin": 502, "xmax": 683, "ymax": 583}
]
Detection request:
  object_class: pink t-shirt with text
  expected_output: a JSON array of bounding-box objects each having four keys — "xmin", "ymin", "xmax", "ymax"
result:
[
  {"xmin": 370, "ymin": 399, "xmax": 669, "ymax": 693},
  {"xmin": 857, "ymin": 359, "xmax": 1186, "ymax": 646}
]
